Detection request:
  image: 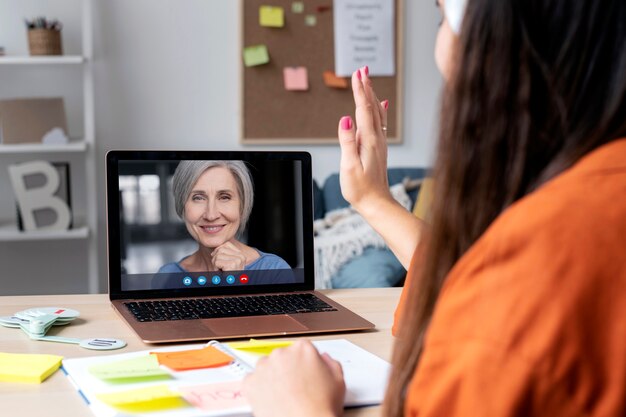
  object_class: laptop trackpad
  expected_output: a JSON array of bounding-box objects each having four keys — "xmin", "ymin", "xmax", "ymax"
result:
[{"xmin": 204, "ymin": 315, "xmax": 307, "ymax": 336}]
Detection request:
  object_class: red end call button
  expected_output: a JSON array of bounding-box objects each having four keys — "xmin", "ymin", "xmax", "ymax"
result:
[{"xmin": 239, "ymin": 274, "xmax": 249, "ymax": 284}]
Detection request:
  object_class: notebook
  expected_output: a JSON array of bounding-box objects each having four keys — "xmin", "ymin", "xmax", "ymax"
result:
[
  {"xmin": 106, "ymin": 151, "xmax": 374, "ymax": 343},
  {"xmin": 62, "ymin": 338, "xmax": 391, "ymax": 417}
]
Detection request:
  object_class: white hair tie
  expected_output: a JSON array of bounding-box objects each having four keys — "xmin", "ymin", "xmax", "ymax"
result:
[{"xmin": 444, "ymin": 0, "xmax": 468, "ymax": 34}]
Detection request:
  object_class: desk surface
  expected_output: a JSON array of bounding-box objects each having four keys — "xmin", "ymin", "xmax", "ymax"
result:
[{"xmin": 0, "ymin": 288, "xmax": 401, "ymax": 417}]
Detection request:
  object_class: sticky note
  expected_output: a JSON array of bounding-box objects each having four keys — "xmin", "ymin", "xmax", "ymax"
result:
[
  {"xmin": 88, "ymin": 355, "xmax": 171, "ymax": 382},
  {"xmin": 243, "ymin": 45, "xmax": 270, "ymax": 67},
  {"xmin": 284, "ymin": 67, "xmax": 309, "ymax": 91},
  {"xmin": 259, "ymin": 6, "xmax": 285, "ymax": 27},
  {"xmin": 180, "ymin": 381, "xmax": 248, "ymax": 412},
  {"xmin": 292, "ymin": 2, "xmax": 304, "ymax": 13},
  {"xmin": 152, "ymin": 346, "xmax": 233, "ymax": 371},
  {"xmin": 227, "ymin": 339, "xmax": 293, "ymax": 355},
  {"xmin": 323, "ymin": 70, "xmax": 349, "ymax": 89},
  {"xmin": 97, "ymin": 385, "xmax": 188, "ymax": 413},
  {"xmin": 305, "ymin": 14, "xmax": 317, "ymax": 26},
  {"xmin": 0, "ymin": 352, "xmax": 62, "ymax": 383}
]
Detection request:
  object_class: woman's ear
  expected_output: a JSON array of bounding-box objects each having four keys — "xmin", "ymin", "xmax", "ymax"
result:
[{"xmin": 444, "ymin": 0, "xmax": 468, "ymax": 34}]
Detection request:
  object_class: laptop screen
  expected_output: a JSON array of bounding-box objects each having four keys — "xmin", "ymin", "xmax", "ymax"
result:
[{"xmin": 106, "ymin": 151, "xmax": 314, "ymax": 299}]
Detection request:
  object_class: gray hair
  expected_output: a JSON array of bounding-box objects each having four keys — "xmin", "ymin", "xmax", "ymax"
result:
[{"xmin": 172, "ymin": 160, "xmax": 254, "ymax": 236}]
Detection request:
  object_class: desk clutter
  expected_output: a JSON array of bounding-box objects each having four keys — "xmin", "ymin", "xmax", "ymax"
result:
[
  {"xmin": 62, "ymin": 338, "xmax": 390, "ymax": 417},
  {"xmin": 0, "ymin": 306, "xmax": 126, "ymax": 350}
]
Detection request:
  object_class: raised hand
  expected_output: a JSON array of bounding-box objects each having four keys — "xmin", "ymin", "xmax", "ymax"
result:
[
  {"xmin": 336, "ymin": 66, "xmax": 424, "ymax": 269},
  {"xmin": 338, "ymin": 66, "xmax": 392, "ymax": 216}
]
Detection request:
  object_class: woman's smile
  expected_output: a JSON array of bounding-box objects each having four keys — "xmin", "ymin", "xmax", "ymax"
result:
[{"xmin": 199, "ymin": 224, "xmax": 226, "ymax": 234}]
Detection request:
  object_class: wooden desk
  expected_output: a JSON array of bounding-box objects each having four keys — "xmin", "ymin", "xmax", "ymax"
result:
[{"xmin": 0, "ymin": 288, "xmax": 401, "ymax": 417}]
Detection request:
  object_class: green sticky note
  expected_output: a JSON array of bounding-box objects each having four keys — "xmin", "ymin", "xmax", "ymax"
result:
[
  {"xmin": 304, "ymin": 14, "xmax": 317, "ymax": 27},
  {"xmin": 97, "ymin": 385, "xmax": 188, "ymax": 413},
  {"xmin": 292, "ymin": 2, "xmax": 304, "ymax": 13},
  {"xmin": 88, "ymin": 355, "xmax": 171, "ymax": 383},
  {"xmin": 0, "ymin": 352, "xmax": 62, "ymax": 384},
  {"xmin": 259, "ymin": 6, "xmax": 285, "ymax": 27},
  {"xmin": 243, "ymin": 45, "xmax": 270, "ymax": 67}
]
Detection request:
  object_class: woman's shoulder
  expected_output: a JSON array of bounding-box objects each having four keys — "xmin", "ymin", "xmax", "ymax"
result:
[
  {"xmin": 157, "ymin": 262, "xmax": 186, "ymax": 273},
  {"xmin": 246, "ymin": 250, "xmax": 291, "ymax": 270}
]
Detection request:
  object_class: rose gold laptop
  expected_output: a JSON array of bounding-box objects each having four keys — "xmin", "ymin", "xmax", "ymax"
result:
[{"xmin": 106, "ymin": 150, "xmax": 374, "ymax": 343}]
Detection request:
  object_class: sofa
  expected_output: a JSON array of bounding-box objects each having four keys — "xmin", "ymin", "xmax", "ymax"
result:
[{"xmin": 313, "ymin": 167, "xmax": 430, "ymax": 288}]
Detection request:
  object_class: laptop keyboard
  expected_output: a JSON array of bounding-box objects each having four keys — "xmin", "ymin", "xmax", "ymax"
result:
[{"xmin": 124, "ymin": 293, "xmax": 338, "ymax": 322}]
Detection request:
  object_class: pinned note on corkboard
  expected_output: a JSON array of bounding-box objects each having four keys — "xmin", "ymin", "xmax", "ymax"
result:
[{"xmin": 240, "ymin": 0, "xmax": 404, "ymax": 144}]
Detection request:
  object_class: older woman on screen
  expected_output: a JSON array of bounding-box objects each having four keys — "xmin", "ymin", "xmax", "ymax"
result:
[{"xmin": 158, "ymin": 160, "xmax": 291, "ymax": 274}]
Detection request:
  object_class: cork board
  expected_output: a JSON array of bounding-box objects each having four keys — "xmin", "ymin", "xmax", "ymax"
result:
[{"xmin": 241, "ymin": 0, "xmax": 403, "ymax": 144}]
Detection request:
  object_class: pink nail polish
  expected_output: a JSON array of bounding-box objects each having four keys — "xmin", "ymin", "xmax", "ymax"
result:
[
  {"xmin": 340, "ymin": 116, "xmax": 352, "ymax": 130},
  {"xmin": 356, "ymin": 70, "xmax": 362, "ymax": 81},
  {"xmin": 364, "ymin": 66, "xmax": 369, "ymax": 76},
  {"xmin": 383, "ymin": 100, "xmax": 389, "ymax": 110}
]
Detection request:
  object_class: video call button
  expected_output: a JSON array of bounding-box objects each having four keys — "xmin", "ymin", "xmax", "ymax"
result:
[
  {"xmin": 226, "ymin": 275, "xmax": 236, "ymax": 285},
  {"xmin": 197, "ymin": 276, "xmax": 207, "ymax": 285},
  {"xmin": 211, "ymin": 275, "xmax": 221, "ymax": 285},
  {"xmin": 239, "ymin": 274, "xmax": 249, "ymax": 284},
  {"xmin": 183, "ymin": 276, "xmax": 192, "ymax": 286}
]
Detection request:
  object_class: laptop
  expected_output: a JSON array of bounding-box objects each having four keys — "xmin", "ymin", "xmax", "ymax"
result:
[{"xmin": 106, "ymin": 150, "xmax": 375, "ymax": 343}]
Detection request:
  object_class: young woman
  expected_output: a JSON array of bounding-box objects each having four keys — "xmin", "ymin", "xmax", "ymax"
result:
[{"xmin": 242, "ymin": 0, "xmax": 626, "ymax": 415}]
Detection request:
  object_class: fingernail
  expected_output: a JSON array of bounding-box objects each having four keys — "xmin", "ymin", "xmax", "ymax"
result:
[
  {"xmin": 364, "ymin": 66, "xmax": 369, "ymax": 76},
  {"xmin": 340, "ymin": 116, "xmax": 353, "ymax": 130},
  {"xmin": 356, "ymin": 69, "xmax": 362, "ymax": 80},
  {"xmin": 382, "ymin": 100, "xmax": 389, "ymax": 110}
]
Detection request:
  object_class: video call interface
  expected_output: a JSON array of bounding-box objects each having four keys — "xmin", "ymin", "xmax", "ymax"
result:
[{"xmin": 117, "ymin": 159, "xmax": 306, "ymax": 291}]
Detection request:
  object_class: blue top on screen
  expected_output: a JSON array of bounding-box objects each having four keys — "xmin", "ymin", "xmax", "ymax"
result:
[{"xmin": 157, "ymin": 250, "xmax": 290, "ymax": 274}]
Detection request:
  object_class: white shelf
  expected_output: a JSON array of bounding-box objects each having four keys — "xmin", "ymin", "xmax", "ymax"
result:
[
  {"xmin": 0, "ymin": 56, "xmax": 86, "ymax": 65},
  {"xmin": 0, "ymin": 223, "xmax": 89, "ymax": 242},
  {"xmin": 0, "ymin": 141, "xmax": 88, "ymax": 154}
]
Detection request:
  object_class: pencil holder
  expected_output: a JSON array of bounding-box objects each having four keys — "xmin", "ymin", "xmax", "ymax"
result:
[{"xmin": 27, "ymin": 29, "xmax": 63, "ymax": 55}]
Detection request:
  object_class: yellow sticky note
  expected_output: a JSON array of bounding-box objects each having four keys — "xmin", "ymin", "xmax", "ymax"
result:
[
  {"xmin": 0, "ymin": 352, "xmax": 62, "ymax": 384},
  {"xmin": 152, "ymin": 346, "xmax": 233, "ymax": 371},
  {"xmin": 284, "ymin": 67, "xmax": 309, "ymax": 91},
  {"xmin": 227, "ymin": 339, "xmax": 293, "ymax": 355},
  {"xmin": 243, "ymin": 45, "xmax": 270, "ymax": 67},
  {"xmin": 260, "ymin": 6, "xmax": 285, "ymax": 27},
  {"xmin": 97, "ymin": 385, "xmax": 188, "ymax": 413},
  {"xmin": 89, "ymin": 355, "xmax": 171, "ymax": 382}
]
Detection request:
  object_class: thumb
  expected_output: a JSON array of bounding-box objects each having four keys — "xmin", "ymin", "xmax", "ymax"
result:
[
  {"xmin": 338, "ymin": 116, "xmax": 360, "ymax": 171},
  {"xmin": 321, "ymin": 352, "xmax": 344, "ymax": 380}
]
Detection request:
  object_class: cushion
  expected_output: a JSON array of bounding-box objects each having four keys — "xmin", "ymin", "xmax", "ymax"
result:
[
  {"xmin": 322, "ymin": 167, "xmax": 431, "ymax": 212},
  {"xmin": 312, "ymin": 180, "xmax": 325, "ymax": 220},
  {"xmin": 412, "ymin": 177, "xmax": 435, "ymax": 221},
  {"xmin": 330, "ymin": 246, "xmax": 406, "ymax": 288}
]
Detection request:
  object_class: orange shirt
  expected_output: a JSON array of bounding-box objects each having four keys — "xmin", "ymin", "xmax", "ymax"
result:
[{"xmin": 396, "ymin": 138, "xmax": 626, "ymax": 416}]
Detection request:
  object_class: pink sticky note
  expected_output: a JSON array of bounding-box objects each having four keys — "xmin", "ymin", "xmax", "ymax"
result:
[
  {"xmin": 283, "ymin": 67, "xmax": 309, "ymax": 91},
  {"xmin": 179, "ymin": 381, "xmax": 248, "ymax": 412}
]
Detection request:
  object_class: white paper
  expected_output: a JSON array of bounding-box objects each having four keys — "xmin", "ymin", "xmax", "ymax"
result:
[
  {"xmin": 333, "ymin": 0, "xmax": 395, "ymax": 77},
  {"xmin": 62, "ymin": 339, "xmax": 390, "ymax": 417}
]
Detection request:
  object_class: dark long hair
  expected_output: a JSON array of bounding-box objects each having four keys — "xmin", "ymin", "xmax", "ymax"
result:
[{"xmin": 384, "ymin": 1, "xmax": 626, "ymax": 415}]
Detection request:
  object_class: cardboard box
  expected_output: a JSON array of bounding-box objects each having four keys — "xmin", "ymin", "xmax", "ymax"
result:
[{"xmin": 0, "ymin": 98, "xmax": 68, "ymax": 144}]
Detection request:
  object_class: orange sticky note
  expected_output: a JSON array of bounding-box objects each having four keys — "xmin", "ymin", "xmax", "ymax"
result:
[
  {"xmin": 323, "ymin": 70, "xmax": 349, "ymax": 89},
  {"xmin": 152, "ymin": 346, "xmax": 233, "ymax": 371},
  {"xmin": 284, "ymin": 67, "xmax": 309, "ymax": 91}
]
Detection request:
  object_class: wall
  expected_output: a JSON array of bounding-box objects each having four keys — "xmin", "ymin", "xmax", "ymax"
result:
[{"xmin": 0, "ymin": 0, "xmax": 442, "ymax": 294}]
